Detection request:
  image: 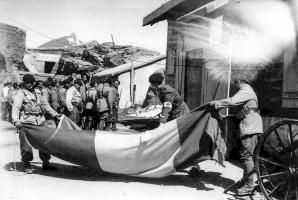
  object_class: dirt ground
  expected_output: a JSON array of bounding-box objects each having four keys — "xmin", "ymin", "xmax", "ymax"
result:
[{"xmin": 0, "ymin": 120, "xmax": 265, "ymax": 200}]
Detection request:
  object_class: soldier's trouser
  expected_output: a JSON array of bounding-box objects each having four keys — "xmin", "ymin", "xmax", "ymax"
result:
[
  {"xmin": 97, "ymin": 111, "xmax": 109, "ymax": 130},
  {"xmin": 6, "ymin": 102, "xmax": 12, "ymax": 122},
  {"xmin": 240, "ymin": 134, "xmax": 259, "ymax": 186},
  {"xmin": 19, "ymin": 128, "xmax": 51, "ymax": 166},
  {"xmin": 65, "ymin": 106, "xmax": 80, "ymax": 124},
  {"xmin": 1, "ymin": 102, "xmax": 7, "ymax": 120}
]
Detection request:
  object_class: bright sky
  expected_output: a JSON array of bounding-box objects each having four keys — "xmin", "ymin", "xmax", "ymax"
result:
[{"xmin": 0, "ymin": 0, "xmax": 168, "ymax": 53}]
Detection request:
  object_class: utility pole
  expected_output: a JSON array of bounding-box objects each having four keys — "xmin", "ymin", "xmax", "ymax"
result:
[{"xmin": 130, "ymin": 44, "xmax": 135, "ymax": 104}]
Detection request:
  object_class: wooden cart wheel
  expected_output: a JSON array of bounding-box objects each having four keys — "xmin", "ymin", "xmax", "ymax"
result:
[{"xmin": 254, "ymin": 120, "xmax": 298, "ymax": 200}]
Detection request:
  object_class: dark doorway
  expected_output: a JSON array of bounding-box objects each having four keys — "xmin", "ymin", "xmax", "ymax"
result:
[
  {"xmin": 44, "ymin": 62, "xmax": 56, "ymax": 73},
  {"xmin": 185, "ymin": 49, "xmax": 204, "ymax": 110}
]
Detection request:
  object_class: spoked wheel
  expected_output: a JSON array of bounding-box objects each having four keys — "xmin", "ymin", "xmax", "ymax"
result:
[{"xmin": 254, "ymin": 120, "xmax": 298, "ymax": 200}]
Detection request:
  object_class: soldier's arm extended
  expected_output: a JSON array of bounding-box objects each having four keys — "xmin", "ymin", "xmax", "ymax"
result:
[
  {"xmin": 213, "ymin": 88, "xmax": 253, "ymax": 110},
  {"xmin": 12, "ymin": 90, "xmax": 24, "ymax": 124},
  {"xmin": 160, "ymin": 91, "xmax": 175, "ymax": 123}
]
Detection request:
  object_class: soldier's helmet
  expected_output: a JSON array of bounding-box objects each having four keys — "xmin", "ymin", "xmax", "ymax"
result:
[{"xmin": 149, "ymin": 73, "xmax": 164, "ymax": 86}]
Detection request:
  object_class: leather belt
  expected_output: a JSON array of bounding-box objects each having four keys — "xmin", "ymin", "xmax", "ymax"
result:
[{"xmin": 236, "ymin": 108, "xmax": 259, "ymax": 119}]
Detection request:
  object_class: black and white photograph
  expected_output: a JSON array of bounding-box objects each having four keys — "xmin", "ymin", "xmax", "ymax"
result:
[{"xmin": 0, "ymin": 0, "xmax": 297, "ymax": 200}]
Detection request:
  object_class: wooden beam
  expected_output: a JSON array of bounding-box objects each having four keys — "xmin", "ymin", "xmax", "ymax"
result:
[
  {"xmin": 143, "ymin": 0, "xmax": 214, "ymax": 26},
  {"xmin": 143, "ymin": 0, "xmax": 186, "ymax": 26}
]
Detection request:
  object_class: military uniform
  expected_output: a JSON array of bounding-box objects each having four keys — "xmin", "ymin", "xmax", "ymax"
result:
[
  {"xmin": 49, "ymin": 87, "xmax": 59, "ymax": 112},
  {"xmin": 96, "ymin": 83, "xmax": 113, "ymax": 130},
  {"xmin": 65, "ymin": 86, "xmax": 82, "ymax": 124},
  {"xmin": 157, "ymin": 84, "xmax": 190, "ymax": 123},
  {"xmin": 58, "ymin": 86, "xmax": 67, "ymax": 113},
  {"xmin": 212, "ymin": 83, "xmax": 263, "ymax": 195},
  {"xmin": 142, "ymin": 85, "xmax": 161, "ymax": 108},
  {"xmin": 84, "ymin": 87, "xmax": 97, "ymax": 130},
  {"xmin": 109, "ymin": 85, "xmax": 119, "ymax": 131},
  {"xmin": 12, "ymin": 88, "xmax": 58, "ymax": 168}
]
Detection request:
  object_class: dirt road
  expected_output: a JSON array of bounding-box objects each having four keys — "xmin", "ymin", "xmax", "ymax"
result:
[{"xmin": 0, "ymin": 120, "xmax": 263, "ymax": 200}]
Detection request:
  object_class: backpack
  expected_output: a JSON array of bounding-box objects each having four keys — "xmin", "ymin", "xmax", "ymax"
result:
[
  {"xmin": 96, "ymin": 86, "xmax": 109, "ymax": 112},
  {"xmin": 85, "ymin": 89, "xmax": 94, "ymax": 110}
]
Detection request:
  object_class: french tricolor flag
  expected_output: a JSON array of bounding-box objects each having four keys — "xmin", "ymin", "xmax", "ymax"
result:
[{"xmin": 22, "ymin": 106, "xmax": 226, "ymax": 178}]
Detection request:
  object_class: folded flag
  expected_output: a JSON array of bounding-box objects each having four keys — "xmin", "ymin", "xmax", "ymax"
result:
[{"xmin": 22, "ymin": 106, "xmax": 226, "ymax": 178}]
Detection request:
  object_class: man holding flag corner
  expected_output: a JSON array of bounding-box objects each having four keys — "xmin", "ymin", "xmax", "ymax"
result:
[
  {"xmin": 209, "ymin": 75, "xmax": 263, "ymax": 196},
  {"xmin": 12, "ymin": 74, "xmax": 62, "ymax": 174}
]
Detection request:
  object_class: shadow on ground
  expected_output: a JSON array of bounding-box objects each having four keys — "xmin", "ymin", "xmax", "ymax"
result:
[{"xmin": 4, "ymin": 162, "xmax": 235, "ymax": 191}]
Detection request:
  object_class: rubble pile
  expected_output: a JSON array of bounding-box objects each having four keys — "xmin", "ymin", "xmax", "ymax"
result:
[{"xmin": 56, "ymin": 41, "xmax": 160, "ymax": 75}]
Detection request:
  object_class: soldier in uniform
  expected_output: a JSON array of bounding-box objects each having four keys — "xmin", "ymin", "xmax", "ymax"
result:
[
  {"xmin": 12, "ymin": 74, "xmax": 61, "ymax": 174},
  {"xmin": 109, "ymin": 80, "xmax": 120, "ymax": 131},
  {"xmin": 65, "ymin": 79, "xmax": 83, "ymax": 124},
  {"xmin": 148, "ymin": 73, "xmax": 190, "ymax": 123},
  {"xmin": 210, "ymin": 76, "xmax": 263, "ymax": 196},
  {"xmin": 84, "ymin": 80, "xmax": 98, "ymax": 130}
]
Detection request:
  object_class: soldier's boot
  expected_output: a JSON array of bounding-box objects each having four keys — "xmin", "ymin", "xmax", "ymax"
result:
[
  {"xmin": 188, "ymin": 164, "xmax": 200, "ymax": 178},
  {"xmin": 237, "ymin": 160, "xmax": 255, "ymax": 196},
  {"xmin": 42, "ymin": 162, "xmax": 57, "ymax": 171},
  {"xmin": 23, "ymin": 162, "xmax": 33, "ymax": 174}
]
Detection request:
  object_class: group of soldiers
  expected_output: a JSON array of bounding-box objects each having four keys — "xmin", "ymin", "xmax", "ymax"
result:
[
  {"xmin": 5, "ymin": 73, "xmax": 120, "ymax": 174},
  {"xmin": 0, "ymin": 73, "xmax": 120, "ymax": 131},
  {"xmin": 2, "ymin": 70, "xmax": 262, "ymax": 197}
]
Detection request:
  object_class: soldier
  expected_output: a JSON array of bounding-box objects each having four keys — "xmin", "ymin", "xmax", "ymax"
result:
[
  {"xmin": 2, "ymin": 82, "xmax": 11, "ymax": 121},
  {"xmin": 12, "ymin": 74, "xmax": 61, "ymax": 174},
  {"xmin": 57, "ymin": 79, "xmax": 70, "ymax": 114},
  {"xmin": 109, "ymin": 80, "xmax": 120, "ymax": 131},
  {"xmin": 8, "ymin": 82, "xmax": 19, "ymax": 122},
  {"xmin": 96, "ymin": 78, "xmax": 112, "ymax": 130},
  {"xmin": 36, "ymin": 80, "xmax": 49, "ymax": 102},
  {"xmin": 148, "ymin": 73, "xmax": 190, "ymax": 124},
  {"xmin": 65, "ymin": 78, "xmax": 83, "ymax": 124},
  {"xmin": 84, "ymin": 80, "xmax": 98, "ymax": 130},
  {"xmin": 142, "ymin": 84, "xmax": 161, "ymax": 108},
  {"xmin": 48, "ymin": 81, "xmax": 59, "ymax": 112},
  {"xmin": 209, "ymin": 76, "xmax": 263, "ymax": 196}
]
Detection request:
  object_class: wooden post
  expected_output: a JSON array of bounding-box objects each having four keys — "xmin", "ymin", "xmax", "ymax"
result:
[
  {"xmin": 130, "ymin": 45, "xmax": 135, "ymax": 104},
  {"xmin": 225, "ymin": 44, "xmax": 232, "ymax": 153}
]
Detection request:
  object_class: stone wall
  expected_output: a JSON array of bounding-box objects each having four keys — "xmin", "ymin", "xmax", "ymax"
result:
[{"xmin": 0, "ymin": 23, "xmax": 26, "ymax": 82}]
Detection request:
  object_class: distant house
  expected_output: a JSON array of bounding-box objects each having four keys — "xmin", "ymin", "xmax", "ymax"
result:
[
  {"xmin": 93, "ymin": 55, "xmax": 166, "ymax": 109},
  {"xmin": 23, "ymin": 51, "xmax": 61, "ymax": 74},
  {"xmin": 143, "ymin": 0, "xmax": 298, "ymax": 130}
]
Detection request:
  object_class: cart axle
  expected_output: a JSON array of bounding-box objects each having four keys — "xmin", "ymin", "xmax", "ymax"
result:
[{"xmin": 289, "ymin": 166, "xmax": 298, "ymax": 174}]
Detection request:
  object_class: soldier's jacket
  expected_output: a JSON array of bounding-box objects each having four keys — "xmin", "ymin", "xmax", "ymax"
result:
[
  {"xmin": 214, "ymin": 83, "xmax": 263, "ymax": 137},
  {"xmin": 66, "ymin": 86, "xmax": 82, "ymax": 112},
  {"xmin": 12, "ymin": 89, "xmax": 58, "ymax": 125},
  {"xmin": 79, "ymin": 85, "xmax": 86, "ymax": 103},
  {"xmin": 58, "ymin": 87, "xmax": 67, "ymax": 107},
  {"xmin": 86, "ymin": 87, "xmax": 97, "ymax": 102},
  {"xmin": 142, "ymin": 85, "xmax": 161, "ymax": 108},
  {"xmin": 97, "ymin": 83, "xmax": 114, "ymax": 112},
  {"xmin": 157, "ymin": 84, "xmax": 190, "ymax": 123},
  {"xmin": 49, "ymin": 88, "xmax": 59, "ymax": 111}
]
